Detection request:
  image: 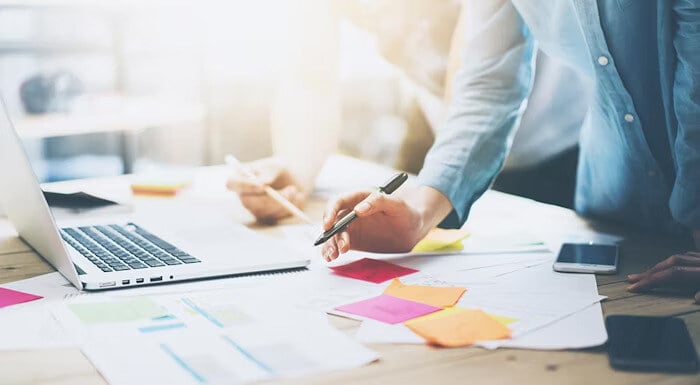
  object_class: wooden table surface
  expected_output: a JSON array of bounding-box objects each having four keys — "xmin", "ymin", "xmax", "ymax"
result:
[{"xmin": 0, "ymin": 159, "xmax": 698, "ymax": 385}]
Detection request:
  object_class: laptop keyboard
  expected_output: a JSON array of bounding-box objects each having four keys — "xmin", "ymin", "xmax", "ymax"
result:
[{"xmin": 60, "ymin": 223, "xmax": 200, "ymax": 273}]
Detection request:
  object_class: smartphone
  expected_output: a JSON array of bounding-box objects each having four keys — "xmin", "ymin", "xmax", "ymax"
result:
[
  {"xmin": 552, "ymin": 243, "xmax": 618, "ymax": 274},
  {"xmin": 606, "ymin": 315, "xmax": 699, "ymax": 373}
]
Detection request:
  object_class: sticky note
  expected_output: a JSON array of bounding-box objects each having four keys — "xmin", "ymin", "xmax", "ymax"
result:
[
  {"xmin": 489, "ymin": 313, "xmax": 518, "ymax": 326},
  {"xmin": 335, "ymin": 294, "xmax": 441, "ymax": 324},
  {"xmin": 406, "ymin": 309, "xmax": 511, "ymax": 347},
  {"xmin": 409, "ymin": 307, "xmax": 518, "ymax": 326},
  {"xmin": 0, "ymin": 287, "xmax": 43, "ymax": 308},
  {"xmin": 130, "ymin": 182, "xmax": 189, "ymax": 196},
  {"xmin": 383, "ymin": 279, "xmax": 466, "ymax": 307},
  {"xmin": 68, "ymin": 297, "xmax": 170, "ymax": 324},
  {"xmin": 412, "ymin": 228, "xmax": 470, "ymax": 252},
  {"xmin": 330, "ymin": 258, "xmax": 418, "ymax": 283}
]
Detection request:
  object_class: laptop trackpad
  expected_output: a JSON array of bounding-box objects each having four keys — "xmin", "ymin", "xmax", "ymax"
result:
[{"xmin": 149, "ymin": 221, "xmax": 296, "ymax": 266}]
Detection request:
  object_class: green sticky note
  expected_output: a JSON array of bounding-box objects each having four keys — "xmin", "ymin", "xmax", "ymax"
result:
[{"xmin": 68, "ymin": 297, "xmax": 169, "ymax": 324}]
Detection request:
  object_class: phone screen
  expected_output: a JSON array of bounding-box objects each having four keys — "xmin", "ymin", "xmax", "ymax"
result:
[
  {"xmin": 606, "ymin": 315, "xmax": 699, "ymax": 372},
  {"xmin": 556, "ymin": 243, "xmax": 617, "ymax": 266}
]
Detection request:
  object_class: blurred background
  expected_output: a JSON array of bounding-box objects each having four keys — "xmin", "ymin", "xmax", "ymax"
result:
[{"xmin": 1, "ymin": 0, "xmax": 461, "ymax": 182}]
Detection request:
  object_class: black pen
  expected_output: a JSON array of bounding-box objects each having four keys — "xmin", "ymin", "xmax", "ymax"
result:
[{"xmin": 313, "ymin": 172, "xmax": 408, "ymax": 246}]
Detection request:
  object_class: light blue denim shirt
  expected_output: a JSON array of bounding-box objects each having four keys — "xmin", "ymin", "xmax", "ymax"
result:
[{"xmin": 418, "ymin": 0, "xmax": 700, "ymax": 236}]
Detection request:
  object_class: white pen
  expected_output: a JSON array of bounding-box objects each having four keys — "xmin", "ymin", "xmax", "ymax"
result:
[{"xmin": 225, "ymin": 155, "xmax": 313, "ymax": 224}]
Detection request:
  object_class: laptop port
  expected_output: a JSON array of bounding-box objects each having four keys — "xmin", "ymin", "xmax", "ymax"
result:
[
  {"xmin": 122, "ymin": 280, "xmax": 130, "ymax": 285},
  {"xmin": 99, "ymin": 281, "xmax": 116, "ymax": 288},
  {"xmin": 150, "ymin": 276, "xmax": 163, "ymax": 282},
  {"xmin": 136, "ymin": 278, "xmax": 144, "ymax": 283}
]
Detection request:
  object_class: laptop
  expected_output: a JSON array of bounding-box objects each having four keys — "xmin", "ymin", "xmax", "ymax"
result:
[{"xmin": 0, "ymin": 96, "xmax": 309, "ymax": 290}]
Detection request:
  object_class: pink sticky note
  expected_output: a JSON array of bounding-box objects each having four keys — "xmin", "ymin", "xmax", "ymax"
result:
[
  {"xmin": 0, "ymin": 287, "xmax": 43, "ymax": 308},
  {"xmin": 330, "ymin": 258, "xmax": 418, "ymax": 284},
  {"xmin": 335, "ymin": 294, "xmax": 441, "ymax": 324}
]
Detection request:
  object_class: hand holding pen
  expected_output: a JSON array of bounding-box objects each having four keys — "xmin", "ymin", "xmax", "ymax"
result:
[
  {"xmin": 317, "ymin": 172, "xmax": 439, "ymax": 261},
  {"xmin": 225, "ymin": 156, "xmax": 312, "ymax": 224}
]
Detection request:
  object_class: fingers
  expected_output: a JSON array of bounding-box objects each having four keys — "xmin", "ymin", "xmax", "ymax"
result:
[
  {"xmin": 338, "ymin": 231, "xmax": 351, "ymax": 254},
  {"xmin": 226, "ymin": 157, "xmax": 289, "ymax": 194},
  {"xmin": 353, "ymin": 193, "xmax": 409, "ymax": 217},
  {"xmin": 645, "ymin": 254, "xmax": 700, "ymax": 275},
  {"xmin": 321, "ymin": 231, "xmax": 352, "ymax": 262},
  {"xmin": 226, "ymin": 176, "xmax": 265, "ymax": 195},
  {"xmin": 322, "ymin": 235, "xmax": 341, "ymax": 262},
  {"xmin": 628, "ymin": 266, "xmax": 700, "ymax": 292},
  {"xmin": 323, "ymin": 191, "xmax": 371, "ymax": 230},
  {"xmin": 627, "ymin": 253, "xmax": 700, "ymax": 283},
  {"xmin": 238, "ymin": 185, "xmax": 304, "ymax": 223}
]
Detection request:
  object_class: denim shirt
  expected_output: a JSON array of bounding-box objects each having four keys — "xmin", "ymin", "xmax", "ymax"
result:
[{"xmin": 418, "ymin": 0, "xmax": 700, "ymax": 235}]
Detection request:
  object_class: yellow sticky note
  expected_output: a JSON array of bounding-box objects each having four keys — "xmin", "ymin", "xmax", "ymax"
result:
[
  {"xmin": 409, "ymin": 307, "xmax": 518, "ymax": 326},
  {"xmin": 412, "ymin": 228, "xmax": 470, "ymax": 252},
  {"xmin": 489, "ymin": 313, "xmax": 518, "ymax": 326},
  {"xmin": 384, "ymin": 279, "xmax": 466, "ymax": 308},
  {"xmin": 405, "ymin": 309, "xmax": 511, "ymax": 347},
  {"xmin": 131, "ymin": 182, "xmax": 189, "ymax": 196},
  {"xmin": 409, "ymin": 306, "xmax": 467, "ymax": 323}
]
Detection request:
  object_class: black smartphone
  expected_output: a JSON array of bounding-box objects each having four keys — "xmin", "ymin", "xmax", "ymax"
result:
[{"xmin": 606, "ymin": 315, "xmax": 699, "ymax": 373}]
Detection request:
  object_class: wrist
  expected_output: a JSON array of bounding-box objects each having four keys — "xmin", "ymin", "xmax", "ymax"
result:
[{"xmin": 403, "ymin": 185, "xmax": 454, "ymax": 235}]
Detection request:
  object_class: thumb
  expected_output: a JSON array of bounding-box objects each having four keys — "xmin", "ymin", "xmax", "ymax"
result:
[
  {"xmin": 354, "ymin": 193, "xmax": 408, "ymax": 217},
  {"xmin": 253, "ymin": 169, "xmax": 277, "ymax": 186},
  {"xmin": 279, "ymin": 185, "xmax": 304, "ymax": 206}
]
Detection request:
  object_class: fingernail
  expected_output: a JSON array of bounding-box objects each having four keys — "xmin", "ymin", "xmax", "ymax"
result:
[
  {"xmin": 337, "ymin": 239, "xmax": 345, "ymax": 250},
  {"xmin": 355, "ymin": 202, "xmax": 370, "ymax": 213}
]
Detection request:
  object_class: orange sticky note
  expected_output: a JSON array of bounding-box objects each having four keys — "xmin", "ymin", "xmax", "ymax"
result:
[
  {"xmin": 405, "ymin": 309, "xmax": 511, "ymax": 347},
  {"xmin": 383, "ymin": 279, "xmax": 466, "ymax": 308}
]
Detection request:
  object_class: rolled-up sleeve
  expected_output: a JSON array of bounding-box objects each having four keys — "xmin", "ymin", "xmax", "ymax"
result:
[
  {"xmin": 670, "ymin": 0, "xmax": 700, "ymax": 230},
  {"xmin": 417, "ymin": 0, "xmax": 536, "ymax": 228}
]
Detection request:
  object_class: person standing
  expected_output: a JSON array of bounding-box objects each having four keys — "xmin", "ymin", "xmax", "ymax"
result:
[{"xmin": 321, "ymin": 0, "xmax": 700, "ymax": 299}]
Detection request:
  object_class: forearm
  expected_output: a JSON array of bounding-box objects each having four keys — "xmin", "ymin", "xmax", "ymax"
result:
[{"xmin": 418, "ymin": 0, "xmax": 535, "ymax": 228}]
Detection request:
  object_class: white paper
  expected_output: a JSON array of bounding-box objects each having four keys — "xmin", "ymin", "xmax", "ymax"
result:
[
  {"xmin": 83, "ymin": 320, "xmax": 378, "ymax": 385},
  {"xmin": 475, "ymin": 302, "xmax": 607, "ymax": 350},
  {"xmin": 0, "ymin": 300, "xmax": 76, "ymax": 349},
  {"xmin": 353, "ymin": 263, "xmax": 607, "ymax": 350},
  {"xmin": 2, "ymin": 271, "xmax": 79, "ymax": 302}
]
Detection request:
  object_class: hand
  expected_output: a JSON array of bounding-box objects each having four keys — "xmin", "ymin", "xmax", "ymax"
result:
[
  {"xmin": 226, "ymin": 157, "xmax": 306, "ymax": 224},
  {"xmin": 320, "ymin": 186, "xmax": 453, "ymax": 261},
  {"xmin": 627, "ymin": 251, "xmax": 700, "ymax": 303}
]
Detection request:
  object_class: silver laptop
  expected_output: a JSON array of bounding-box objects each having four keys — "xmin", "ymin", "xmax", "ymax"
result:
[{"xmin": 0, "ymin": 96, "xmax": 309, "ymax": 291}]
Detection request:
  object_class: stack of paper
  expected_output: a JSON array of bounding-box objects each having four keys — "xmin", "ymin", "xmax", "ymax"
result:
[
  {"xmin": 355, "ymin": 262, "xmax": 607, "ymax": 349},
  {"xmin": 84, "ymin": 319, "xmax": 378, "ymax": 385},
  {"xmin": 51, "ymin": 287, "xmax": 379, "ymax": 385}
]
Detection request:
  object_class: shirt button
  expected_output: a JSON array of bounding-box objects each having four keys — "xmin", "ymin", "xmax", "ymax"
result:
[
  {"xmin": 624, "ymin": 113, "xmax": 635, "ymax": 123},
  {"xmin": 597, "ymin": 56, "xmax": 609, "ymax": 66}
]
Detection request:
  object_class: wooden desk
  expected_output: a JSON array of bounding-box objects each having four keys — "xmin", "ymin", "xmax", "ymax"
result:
[{"xmin": 0, "ymin": 158, "xmax": 698, "ymax": 385}]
